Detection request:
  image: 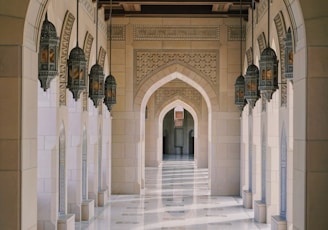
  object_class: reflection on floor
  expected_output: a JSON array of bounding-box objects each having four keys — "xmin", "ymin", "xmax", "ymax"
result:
[
  {"xmin": 163, "ymin": 153, "xmax": 194, "ymax": 161},
  {"xmin": 76, "ymin": 160, "xmax": 271, "ymax": 229}
]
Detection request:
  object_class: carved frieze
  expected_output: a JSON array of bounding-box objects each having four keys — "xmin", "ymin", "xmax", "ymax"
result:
[
  {"xmin": 274, "ymin": 11, "xmax": 287, "ymax": 107},
  {"xmin": 82, "ymin": 32, "xmax": 94, "ymax": 111},
  {"xmin": 133, "ymin": 25, "xmax": 220, "ymax": 41},
  {"xmin": 228, "ymin": 25, "xmax": 246, "ymax": 41},
  {"xmin": 80, "ymin": 0, "xmax": 95, "ymax": 21},
  {"xmin": 256, "ymin": 0, "xmax": 268, "ymax": 23},
  {"xmin": 257, "ymin": 32, "xmax": 266, "ymax": 53},
  {"xmin": 98, "ymin": 46, "xmax": 106, "ymax": 68},
  {"xmin": 135, "ymin": 49, "xmax": 219, "ymax": 86},
  {"xmin": 246, "ymin": 48, "xmax": 253, "ymax": 66},
  {"xmin": 107, "ymin": 25, "xmax": 126, "ymax": 41},
  {"xmin": 155, "ymin": 86, "xmax": 202, "ymax": 116},
  {"xmin": 59, "ymin": 11, "xmax": 75, "ymax": 106}
]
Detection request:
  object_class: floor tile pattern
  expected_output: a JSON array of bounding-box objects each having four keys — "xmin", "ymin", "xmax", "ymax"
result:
[{"xmin": 76, "ymin": 160, "xmax": 271, "ymax": 229}]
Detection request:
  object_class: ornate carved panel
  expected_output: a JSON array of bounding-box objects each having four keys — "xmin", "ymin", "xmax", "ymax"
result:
[
  {"xmin": 107, "ymin": 25, "xmax": 126, "ymax": 41},
  {"xmin": 228, "ymin": 25, "xmax": 246, "ymax": 41},
  {"xmin": 135, "ymin": 49, "xmax": 219, "ymax": 87},
  {"xmin": 246, "ymin": 48, "xmax": 253, "ymax": 66},
  {"xmin": 274, "ymin": 11, "xmax": 287, "ymax": 107},
  {"xmin": 59, "ymin": 11, "xmax": 75, "ymax": 106},
  {"xmin": 257, "ymin": 32, "xmax": 266, "ymax": 54},
  {"xmin": 256, "ymin": 0, "xmax": 268, "ymax": 23},
  {"xmin": 155, "ymin": 84, "xmax": 202, "ymax": 117},
  {"xmin": 98, "ymin": 46, "xmax": 106, "ymax": 68},
  {"xmin": 133, "ymin": 25, "xmax": 220, "ymax": 41},
  {"xmin": 82, "ymin": 32, "xmax": 94, "ymax": 111},
  {"xmin": 80, "ymin": 0, "xmax": 95, "ymax": 21}
]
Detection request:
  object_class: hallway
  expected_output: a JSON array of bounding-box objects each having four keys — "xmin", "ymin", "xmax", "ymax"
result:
[{"xmin": 76, "ymin": 160, "xmax": 271, "ymax": 229}]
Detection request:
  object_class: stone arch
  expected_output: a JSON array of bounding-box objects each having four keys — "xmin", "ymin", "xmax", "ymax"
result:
[
  {"xmin": 257, "ymin": 32, "xmax": 267, "ymax": 53},
  {"xmin": 134, "ymin": 63, "xmax": 219, "ymax": 113},
  {"xmin": 158, "ymin": 99, "xmax": 202, "ymax": 166}
]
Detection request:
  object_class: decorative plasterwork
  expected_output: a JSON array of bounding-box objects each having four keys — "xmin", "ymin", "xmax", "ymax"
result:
[
  {"xmin": 274, "ymin": 11, "xmax": 287, "ymax": 107},
  {"xmin": 227, "ymin": 25, "xmax": 246, "ymax": 41},
  {"xmin": 256, "ymin": 0, "xmax": 268, "ymax": 23},
  {"xmin": 283, "ymin": 0, "xmax": 297, "ymax": 47},
  {"xmin": 107, "ymin": 25, "xmax": 126, "ymax": 41},
  {"xmin": 246, "ymin": 48, "xmax": 253, "ymax": 66},
  {"xmin": 82, "ymin": 32, "xmax": 94, "ymax": 111},
  {"xmin": 59, "ymin": 11, "xmax": 75, "ymax": 106},
  {"xmin": 135, "ymin": 49, "xmax": 219, "ymax": 88},
  {"xmin": 133, "ymin": 25, "xmax": 220, "ymax": 41},
  {"xmin": 80, "ymin": 0, "xmax": 95, "ymax": 21},
  {"xmin": 98, "ymin": 46, "xmax": 106, "ymax": 68},
  {"xmin": 257, "ymin": 32, "xmax": 266, "ymax": 53},
  {"xmin": 155, "ymin": 84, "xmax": 202, "ymax": 117}
]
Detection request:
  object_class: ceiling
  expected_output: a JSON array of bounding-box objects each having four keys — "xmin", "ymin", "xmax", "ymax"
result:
[{"xmin": 96, "ymin": 1, "xmax": 256, "ymax": 20}]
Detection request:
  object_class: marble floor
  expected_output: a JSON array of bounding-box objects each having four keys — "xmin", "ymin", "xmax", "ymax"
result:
[{"xmin": 76, "ymin": 159, "xmax": 271, "ymax": 229}]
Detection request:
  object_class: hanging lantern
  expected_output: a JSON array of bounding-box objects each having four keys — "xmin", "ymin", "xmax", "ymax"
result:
[
  {"xmin": 38, "ymin": 13, "xmax": 59, "ymax": 91},
  {"xmin": 89, "ymin": 63, "xmax": 104, "ymax": 107},
  {"xmin": 235, "ymin": 75, "xmax": 246, "ymax": 112},
  {"xmin": 245, "ymin": 64, "xmax": 260, "ymax": 108},
  {"xmin": 244, "ymin": 3, "xmax": 259, "ymax": 109},
  {"xmin": 89, "ymin": 0, "xmax": 105, "ymax": 107},
  {"xmin": 104, "ymin": 74, "xmax": 116, "ymax": 112},
  {"xmin": 67, "ymin": 0, "xmax": 87, "ymax": 101},
  {"xmin": 258, "ymin": 47, "xmax": 279, "ymax": 101},
  {"xmin": 284, "ymin": 30, "xmax": 293, "ymax": 81},
  {"xmin": 67, "ymin": 46, "xmax": 87, "ymax": 100}
]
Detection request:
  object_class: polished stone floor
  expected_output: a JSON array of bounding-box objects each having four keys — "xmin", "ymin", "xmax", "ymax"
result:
[{"xmin": 76, "ymin": 158, "xmax": 271, "ymax": 229}]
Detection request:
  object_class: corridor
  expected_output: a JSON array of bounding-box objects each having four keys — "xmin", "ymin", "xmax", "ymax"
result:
[{"xmin": 76, "ymin": 159, "xmax": 271, "ymax": 229}]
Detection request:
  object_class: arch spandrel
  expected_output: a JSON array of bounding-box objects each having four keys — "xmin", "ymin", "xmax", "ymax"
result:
[{"xmin": 134, "ymin": 63, "xmax": 219, "ymax": 113}]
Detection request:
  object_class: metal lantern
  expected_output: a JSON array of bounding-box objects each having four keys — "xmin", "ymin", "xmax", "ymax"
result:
[
  {"xmin": 104, "ymin": 74, "xmax": 116, "ymax": 112},
  {"xmin": 235, "ymin": 74, "xmax": 246, "ymax": 112},
  {"xmin": 284, "ymin": 30, "xmax": 293, "ymax": 81},
  {"xmin": 38, "ymin": 13, "xmax": 59, "ymax": 91},
  {"xmin": 245, "ymin": 64, "xmax": 260, "ymax": 108},
  {"xmin": 89, "ymin": 63, "xmax": 105, "ymax": 107},
  {"xmin": 258, "ymin": 47, "xmax": 279, "ymax": 101},
  {"xmin": 67, "ymin": 46, "xmax": 87, "ymax": 100}
]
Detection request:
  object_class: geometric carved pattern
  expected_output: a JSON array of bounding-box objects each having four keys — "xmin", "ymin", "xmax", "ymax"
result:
[
  {"xmin": 274, "ymin": 11, "xmax": 287, "ymax": 107},
  {"xmin": 59, "ymin": 11, "xmax": 75, "ymax": 106},
  {"xmin": 83, "ymin": 32, "xmax": 94, "ymax": 111},
  {"xmin": 98, "ymin": 46, "xmax": 106, "ymax": 68},
  {"xmin": 155, "ymin": 84, "xmax": 202, "ymax": 117},
  {"xmin": 246, "ymin": 48, "xmax": 253, "ymax": 66},
  {"xmin": 107, "ymin": 25, "xmax": 126, "ymax": 41},
  {"xmin": 135, "ymin": 49, "xmax": 219, "ymax": 86},
  {"xmin": 228, "ymin": 25, "xmax": 246, "ymax": 41},
  {"xmin": 80, "ymin": 0, "xmax": 95, "ymax": 21},
  {"xmin": 133, "ymin": 25, "xmax": 220, "ymax": 41},
  {"xmin": 256, "ymin": 0, "xmax": 268, "ymax": 23},
  {"xmin": 257, "ymin": 32, "xmax": 267, "ymax": 54}
]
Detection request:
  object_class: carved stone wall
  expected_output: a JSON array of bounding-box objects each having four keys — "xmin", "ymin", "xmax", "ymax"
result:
[
  {"xmin": 274, "ymin": 11, "xmax": 287, "ymax": 107},
  {"xmin": 98, "ymin": 46, "xmax": 106, "ymax": 67},
  {"xmin": 80, "ymin": 0, "xmax": 95, "ymax": 21},
  {"xmin": 246, "ymin": 48, "xmax": 253, "ymax": 66},
  {"xmin": 134, "ymin": 49, "xmax": 219, "ymax": 94},
  {"xmin": 59, "ymin": 11, "xmax": 75, "ymax": 106},
  {"xmin": 133, "ymin": 25, "xmax": 220, "ymax": 41}
]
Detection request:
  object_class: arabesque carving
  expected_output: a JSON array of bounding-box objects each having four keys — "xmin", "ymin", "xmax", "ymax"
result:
[
  {"xmin": 82, "ymin": 32, "xmax": 94, "ymax": 111},
  {"xmin": 135, "ymin": 50, "xmax": 219, "ymax": 86},
  {"xmin": 134, "ymin": 25, "xmax": 220, "ymax": 41},
  {"xmin": 59, "ymin": 11, "xmax": 75, "ymax": 106}
]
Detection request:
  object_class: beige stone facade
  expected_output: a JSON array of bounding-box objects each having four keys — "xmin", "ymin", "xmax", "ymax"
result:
[{"xmin": 0, "ymin": 0, "xmax": 328, "ymax": 229}]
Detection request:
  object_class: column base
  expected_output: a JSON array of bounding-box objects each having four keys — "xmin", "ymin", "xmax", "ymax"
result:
[
  {"xmin": 254, "ymin": 200, "xmax": 266, "ymax": 223},
  {"xmin": 243, "ymin": 190, "xmax": 253, "ymax": 209},
  {"xmin": 81, "ymin": 200, "xmax": 95, "ymax": 221},
  {"xmin": 98, "ymin": 189, "xmax": 108, "ymax": 207},
  {"xmin": 57, "ymin": 214, "xmax": 75, "ymax": 230},
  {"xmin": 271, "ymin": 215, "xmax": 287, "ymax": 230}
]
